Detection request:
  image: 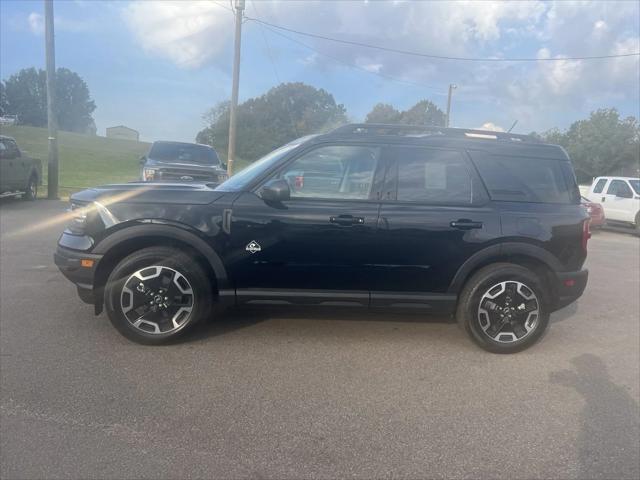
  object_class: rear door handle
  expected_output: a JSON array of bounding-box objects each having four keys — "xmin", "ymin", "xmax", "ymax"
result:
[
  {"xmin": 450, "ymin": 219, "xmax": 483, "ymax": 230},
  {"xmin": 330, "ymin": 215, "xmax": 365, "ymax": 226}
]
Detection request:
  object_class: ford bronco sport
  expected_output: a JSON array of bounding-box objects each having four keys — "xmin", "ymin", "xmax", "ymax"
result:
[{"xmin": 55, "ymin": 124, "xmax": 589, "ymax": 353}]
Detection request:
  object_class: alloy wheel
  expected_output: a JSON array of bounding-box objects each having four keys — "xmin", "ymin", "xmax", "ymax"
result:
[
  {"xmin": 477, "ymin": 281, "xmax": 540, "ymax": 343},
  {"xmin": 120, "ymin": 266, "xmax": 194, "ymax": 334}
]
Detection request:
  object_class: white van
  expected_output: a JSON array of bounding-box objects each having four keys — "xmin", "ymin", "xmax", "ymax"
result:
[{"xmin": 586, "ymin": 177, "xmax": 640, "ymax": 230}]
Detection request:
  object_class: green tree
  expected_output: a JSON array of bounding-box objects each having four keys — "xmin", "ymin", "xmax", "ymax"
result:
[
  {"xmin": 2, "ymin": 67, "xmax": 96, "ymax": 133},
  {"xmin": 197, "ymin": 82, "xmax": 347, "ymax": 161},
  {"xmin": 0, "ymin": 81, "xmax": 8, "ymax": 116},
  {"xmin": 365, "ymin": 103, "xmax": 401, "ymax": 123},
  {"xmin": 364, "ymin": 99, "xmax": 445, "ymax": 126},
  {"xmin": 399, "ymin": 100, "xmax": 445, "ymax": 126},
  {"xmin": 540, "ymin": 109, "xmax": 639, "ymax": 179}
]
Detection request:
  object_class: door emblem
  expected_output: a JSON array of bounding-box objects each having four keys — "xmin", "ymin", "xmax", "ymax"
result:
[{"xmin": 246, "ymin": 241, "xmax": 261, "ymax": 254}]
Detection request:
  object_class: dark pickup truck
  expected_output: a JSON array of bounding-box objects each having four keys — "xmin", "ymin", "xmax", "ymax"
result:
[
  {"xmin": 55, "ymin": 124, "xmax": 589, "ymax": 353},
  {"xmin": 140, "ymin": 141, "xmax": 228, "ymax": 184},
  {"xmin": 0, "ymin": 135, "xmax": 42, "ymax": 200}
]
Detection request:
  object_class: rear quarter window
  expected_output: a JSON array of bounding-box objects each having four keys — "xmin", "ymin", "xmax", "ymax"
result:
[{"xmin": 470, "ymin": 151, "xmax": 575, "ymax": 204}]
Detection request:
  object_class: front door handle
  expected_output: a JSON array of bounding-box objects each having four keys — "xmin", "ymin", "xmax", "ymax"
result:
[
  {"xmin": 601, "ymin": 197, "xmax": 606, "ymax": 202},
  {"xmin": 330, "ymin": 215, "xmax": 365, "ymax": 226},
  {"xmin": 450, "ymin": 219, "xmax": 483, "ymax": 230}
]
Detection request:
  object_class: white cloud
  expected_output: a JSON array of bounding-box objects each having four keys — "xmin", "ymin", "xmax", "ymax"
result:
[
  {"xmin": 120, "ymin": 0, "xmax": 638, "ymax": 130},
  {"xmin": 477, "ymin": 122, "xmax": 505, "ymax": 132},
  {"xmin": 28, "ymin": 12, "xmax": 43, "ymax": 35},
  {"xmin": 122, "ymin": 1, "xmax": 233, "ymax": 68},
  {"xmin": 28, "ymin": 11, "xmax": 95, "ymax": 35}
]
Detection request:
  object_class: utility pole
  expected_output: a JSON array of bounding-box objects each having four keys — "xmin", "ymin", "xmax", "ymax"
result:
[
  {"xmin": 45, "ymin": 0, "xmax": 58, "ymax": 199},
  {"xmin": 445, "ymin": 83, "xmax": 457, "ymax": 128},
  {"xmin": 227, "ymin": 0, "xmax": 245, "ymax": 176}
]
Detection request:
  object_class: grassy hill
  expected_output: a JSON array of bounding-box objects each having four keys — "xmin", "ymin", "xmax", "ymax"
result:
[{"xmin": 0, "ymin": 125, "xmax": 150, "ymax": 197}]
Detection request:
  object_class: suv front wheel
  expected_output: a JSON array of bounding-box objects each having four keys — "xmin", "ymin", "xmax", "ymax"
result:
[
  {"xmin": 457, "ymin": 263, "xmax": 550, "ymax": 353},
  {"xmin": 104, "ymin": 247, "xmax": 213, "ymax": 344}
]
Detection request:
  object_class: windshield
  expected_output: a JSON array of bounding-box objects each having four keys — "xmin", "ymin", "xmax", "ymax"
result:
[
  {"xmin": 148, "ymin": 142, "xmax": 220, "ymax": 165},
  {"xmin": 629, "ymin": 179, "xmax": 640, "ymax": 195},
  {"xmin": 215, "ymin": 142, "xmax": 301, "ymax": 191}
]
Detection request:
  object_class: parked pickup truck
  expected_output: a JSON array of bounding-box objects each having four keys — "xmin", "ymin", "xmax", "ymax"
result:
[
  {"xmin": 140, "ymin": 141, "xmax": 228, "ymax": 185},
  {"xmin": 0, "ymin": 135, "xmax": 42, "ymax": 200},
  {"xmin": 585, "ymin": 176, "xmax": 640, "ymax": 231}
]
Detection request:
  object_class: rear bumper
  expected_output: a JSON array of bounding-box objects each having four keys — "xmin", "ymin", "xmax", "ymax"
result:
[
  {"xmin": 553, "ymin": 269, "xmax": 588, "ymax": 310},
  {"xmin": 54, "ymin": 245, "xmax": 102, "ymax": 304}
]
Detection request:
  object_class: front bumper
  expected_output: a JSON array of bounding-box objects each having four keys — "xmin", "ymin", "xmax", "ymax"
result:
[
  {"xmin": 553, "ymin": 269, "xmax": 589, "ymax": 310},
  {"xmin": 54, "ymin": 245, "xmax": 102, "ymax": 304}
]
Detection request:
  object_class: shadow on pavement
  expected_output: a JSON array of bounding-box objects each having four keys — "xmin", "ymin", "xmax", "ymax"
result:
[
  {"xmin": 550, "ymin": 354, "xmax": 640, "ymax": 480},
  {"xmin": 179, "ymin": 306, "xmax": 456, "ymax": 344}
]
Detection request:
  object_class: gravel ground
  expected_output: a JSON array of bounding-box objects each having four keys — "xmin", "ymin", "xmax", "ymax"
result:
[{"xmin": 1, "ymin": 199, "xmax": 638, "ymax": 479}]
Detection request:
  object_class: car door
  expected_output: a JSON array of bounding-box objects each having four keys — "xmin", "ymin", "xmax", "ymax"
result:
[
  {"xmin": 227, "ymin": 143, "xmax": 386, "ymax": 306},
  {"xmin": 371, "ymin": 146, "xmax": 500, "ymax": 309},
  {"xmin": 0, "ymin": 139, "xmax": 19, "ymax": 189},
  {"xmin": 0, "ymin": 140, "xmax": 9, "ymax": 191},
  {"xmin": 604, "ymin": 180, "xmax": 638, "ymax": 223}
]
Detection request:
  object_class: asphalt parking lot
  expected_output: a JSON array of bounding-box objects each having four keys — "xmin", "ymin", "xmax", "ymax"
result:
[{"xmin": 1, "ymin": 199, "xmax": 639, "ymax": 480}]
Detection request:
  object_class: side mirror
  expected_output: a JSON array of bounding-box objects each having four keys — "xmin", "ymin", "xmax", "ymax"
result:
[
  {"xmin": 261, "ymin": 178, "xmax": 290, "ymax": 203},
  {"xmin": 139, "ymin": 155, "xmax": 146, "ymax": 166}
]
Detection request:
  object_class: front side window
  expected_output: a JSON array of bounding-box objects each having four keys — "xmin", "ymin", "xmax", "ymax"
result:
[
  {"xmin": 592, "ymin": 178, "xmax": 608, "ymax": 194},
  {"xmin": 279, "ymin": 145, "xmax": 381, "ymax": 200},
  {"xmin": 629, "ymin": 179, "xmax": 640, "ymax": 195},
  {"xmin": 0, "ymin": 140, "xmax": 18, "ymax": 159},
  {"xmin": 607, "ymin": 180, "xmax": 633, "ymax": 198},
  {"xmin": 471, "ymin": 152, "xmax": 572, "ymax": 204},
  {"xmin": 391, "ymin": 147, "xmax": 473, "ymax": 204}
]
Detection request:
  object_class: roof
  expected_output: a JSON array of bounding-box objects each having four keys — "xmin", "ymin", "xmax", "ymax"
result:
[
  {"xmin": 106, "ymin": 125, "xmax": 139, "ymax": 133},
  {"xmin": 313, "ymin": 123, "xmax": 566, "ymax": 160},
  {"xmin": 0, "ymin": 135, "xmax": 15, "ymax": 141},
  {"xmin": 593, "ymin": 176, "xmax": 640, "ymax": 181},
  {"xmin": 151, "ymin": 140, "xmax": 215, "ymax": 149}
]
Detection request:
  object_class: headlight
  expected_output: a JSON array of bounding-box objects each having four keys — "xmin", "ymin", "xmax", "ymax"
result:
[
  {"xmin": 143, "ymin": 168, "xmax": 157, "ymax": 181},
  {"xmin": 67, "ymin": 202, "xmax": 91, "ymax": 234}
]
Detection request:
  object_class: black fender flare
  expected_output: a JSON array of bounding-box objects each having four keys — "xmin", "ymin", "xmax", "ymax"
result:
[
  {"xmin": 447, "ymin": 242, "xmax": 562, "ymax": 294},
  {"xmin": 92, "ymin": 222, "xmax": 229, "ymax": 291}
]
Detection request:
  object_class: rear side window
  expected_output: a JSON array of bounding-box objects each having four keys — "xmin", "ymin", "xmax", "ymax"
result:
[
  {"xmin": 390, "ymin": 147, "xmax": 473, "ymax": 204},
  {"xmin": 592, "ymin": 178, "xmax": 608, "ymax": 194},
  {"xmin": 607, "ymin": 180, "xmax": 634, "ymax": 198},
  {"xmin": 470, "ymin": 152, "xmax": 572, "ymax": 204}
]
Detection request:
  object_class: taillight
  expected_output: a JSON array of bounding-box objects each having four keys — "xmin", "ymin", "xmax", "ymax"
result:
[{"xmin": 582, "ymin": 219, "xmax": 591, "ymax": 252}]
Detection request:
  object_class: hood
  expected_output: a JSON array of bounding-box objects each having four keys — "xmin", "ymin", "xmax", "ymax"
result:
[{"xmin": 71, "ymin": 182, "xmax": 226, "ymax": 206}]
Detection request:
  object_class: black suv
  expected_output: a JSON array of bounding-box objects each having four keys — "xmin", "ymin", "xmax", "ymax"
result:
[
  {"xmin": 55, "ymin": 124, "xmax": 589, "ymax": 353},
  {"xmin": 140, "ymin": 141, "xmax": 228, "ymax": 184}
]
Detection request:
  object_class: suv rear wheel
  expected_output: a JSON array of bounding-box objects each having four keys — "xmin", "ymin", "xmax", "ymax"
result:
[
  {"xmin": 457, "ymin": 263, "xmax": 550, "ymax": 353},
  {"xmin": 104, "ymin": 247, "xmax": 213, "ymax": 344}
]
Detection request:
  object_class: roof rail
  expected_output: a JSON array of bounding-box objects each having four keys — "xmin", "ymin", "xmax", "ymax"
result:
[{"xmin": 330, "ymin": 123, "xmax": 540, "ymax": 143}]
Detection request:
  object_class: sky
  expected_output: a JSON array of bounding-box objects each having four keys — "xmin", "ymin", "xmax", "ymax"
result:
[{"xmin": 1, "ymin": 0, "xmax": 639, "ymax": 143}]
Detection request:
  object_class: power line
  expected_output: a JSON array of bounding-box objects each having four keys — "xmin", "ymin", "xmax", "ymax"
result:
[
  {"xmin": 251, "ymin": 1, "xmax": 281, "ymax": 84},
  {"xmin": 252, "ymin": 1, "xmax": 301, "ymax": 136},
  {"xmin": 246, "ymin": 16, "xmax": 640, "ymax": 62},
  {"xmin": 259, "ymin": 23, "xmax": 447, "ymax": 93}
]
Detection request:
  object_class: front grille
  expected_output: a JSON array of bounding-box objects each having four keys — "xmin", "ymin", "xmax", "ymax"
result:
[{"xmin": 158, "ymin": 169, "xmax": 221, "ymax": 182}]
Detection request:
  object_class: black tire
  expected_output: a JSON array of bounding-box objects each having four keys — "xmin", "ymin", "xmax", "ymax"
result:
[
  {"xmin": 104, "ymin": 247, "xmax": 213, "ymax": 345},
  {"xmin": 22, "ymin": 175, "xmax": 37, "ymax": 201},
  {"xmin": 456, "ymin": 263, "xmax": 551, "ymax": 354},
  {"xmin": 635, "ymin": 212, "xmax": 640, "ymax": 232}
]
